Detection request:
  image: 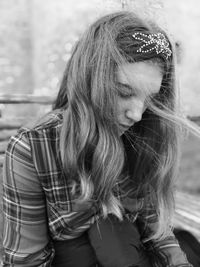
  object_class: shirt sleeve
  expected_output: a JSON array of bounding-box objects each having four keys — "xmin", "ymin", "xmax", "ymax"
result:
[
  {"xmin": 2, "ymin": 130, "xmax": 55, "ymax": 266},
  {"xmin": 137, "ymin": 189, "xmax": 193, "ymax": 267}
]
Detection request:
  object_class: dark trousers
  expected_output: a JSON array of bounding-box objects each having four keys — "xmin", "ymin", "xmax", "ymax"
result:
[
  {"xmin": 52, "ymin": 215, "xmax": 152, "ymax": 267},
  {"xmin": 52, "ymin": 234, "xmax": 97, "ymax": 267}
]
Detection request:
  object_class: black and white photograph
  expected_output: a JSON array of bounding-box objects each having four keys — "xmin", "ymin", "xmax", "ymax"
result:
[{"xmin": 0, "ymin": 1, "xmax": 200, "ymax": 266}]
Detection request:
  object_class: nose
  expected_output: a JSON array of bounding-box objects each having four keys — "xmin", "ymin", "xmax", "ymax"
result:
[{"xmin": 125, "ymin": 99, "xmax": 145, "ymax": 123}]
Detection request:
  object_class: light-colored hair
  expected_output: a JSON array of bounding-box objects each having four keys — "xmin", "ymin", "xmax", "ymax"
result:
[{"xmin": 54, "ymin": 11, "xmax": 200, "ymax": 241}]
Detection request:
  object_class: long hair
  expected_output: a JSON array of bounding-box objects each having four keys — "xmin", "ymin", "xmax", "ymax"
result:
[{"xmin": 53, "ymin": 11, "xmax": 200, "ymax": 241}]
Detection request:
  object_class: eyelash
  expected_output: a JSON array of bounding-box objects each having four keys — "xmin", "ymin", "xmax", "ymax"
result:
[
  {"xmin": 117, "ymin": 86, "xmax": 137, "ymax": 98},
  {"xmin": 118, "ymin": 91, "xmax": 136, "ymax": 98}
]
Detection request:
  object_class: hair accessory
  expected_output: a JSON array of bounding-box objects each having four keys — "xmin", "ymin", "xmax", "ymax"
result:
[{"xmin": 132, "ymin": 32, "xmax": 172, "ymax": 59}]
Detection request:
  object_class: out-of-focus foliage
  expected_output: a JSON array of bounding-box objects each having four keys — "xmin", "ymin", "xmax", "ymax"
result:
[{"xmin": 0, "ymin": 0, "xmax": 32, "ymax": 94}]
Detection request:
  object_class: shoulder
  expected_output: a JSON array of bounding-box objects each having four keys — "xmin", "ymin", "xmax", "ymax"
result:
[
  {"xmin": 7, "ymin": 110, "xmax": 64, "ymax": 173},
  {"xmin": 23, "ymin": 108, "xmax": 64, "ymax": 133},
  {"xmin": 13, "ymin": 108, "xmax": 64, "ymax": 141},
  {"xmin": 5, "ymin": 109, "xmax": 64, "ymax": 163}
]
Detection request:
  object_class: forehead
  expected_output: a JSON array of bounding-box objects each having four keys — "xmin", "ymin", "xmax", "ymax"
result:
[{"xmin": 116, "ymin": 61, "xmax": 163, "ymax": 95}]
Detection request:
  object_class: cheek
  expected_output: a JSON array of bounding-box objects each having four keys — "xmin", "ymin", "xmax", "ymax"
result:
[{"xmin": 116, "ymin": 99, "xmax": 127, "ymax": 115}]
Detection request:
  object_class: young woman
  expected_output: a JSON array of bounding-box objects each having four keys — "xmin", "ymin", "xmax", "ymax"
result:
[{"xmin": 2, "ymin": 11, "xmax": 198, "ymax": 267}]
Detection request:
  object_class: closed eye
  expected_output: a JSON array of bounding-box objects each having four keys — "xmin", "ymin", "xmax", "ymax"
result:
[
  {"xmin": 117, "ymin": 82, "xmax": 137, "ymax": 98},
  {"xmin": 118, "ymin": 91, "xmax": 136, "ymax": 98}
]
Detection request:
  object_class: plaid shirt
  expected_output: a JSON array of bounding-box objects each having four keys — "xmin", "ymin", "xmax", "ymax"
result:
[{"xmin": 2, "ymin": 109, "xmax": 192, "ymax": 266}]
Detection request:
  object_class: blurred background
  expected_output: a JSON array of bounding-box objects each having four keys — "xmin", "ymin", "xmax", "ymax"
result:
[{"xmin": 0, "ymin": 0, "xmax": 200, "ymax": 193}]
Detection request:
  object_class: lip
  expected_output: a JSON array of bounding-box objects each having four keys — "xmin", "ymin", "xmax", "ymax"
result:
[
  {"xmin": 119, "ymin": 124, "xmax": 133, "ymax": 132},
  {"xmin": 120, "ymin": 124, "xmax": 133, "ymax": 128}
]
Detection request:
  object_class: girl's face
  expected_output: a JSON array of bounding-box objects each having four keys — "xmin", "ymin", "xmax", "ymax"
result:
[{"xmin": 116, "ymin": 61, "xmax": 163, "ymax": 135}]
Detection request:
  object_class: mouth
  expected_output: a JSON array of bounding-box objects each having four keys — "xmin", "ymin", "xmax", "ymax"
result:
[{"xmin": 119, "ymin": 124, "xmax": 133, "ymax": 133}]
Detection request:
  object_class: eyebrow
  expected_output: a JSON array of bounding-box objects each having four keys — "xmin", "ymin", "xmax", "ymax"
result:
[
  {"xmin": 117, "ymin": 82, "xmax": 160, "ymax": 97},
  {"xmin": 117, "ymin": 82, "xmax": 137, "ymax": 91}
]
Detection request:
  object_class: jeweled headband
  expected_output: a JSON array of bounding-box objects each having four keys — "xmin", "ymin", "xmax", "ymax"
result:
[{"xmin": 132, "ymin": 32, "xmax": 172, "ymax": 60}]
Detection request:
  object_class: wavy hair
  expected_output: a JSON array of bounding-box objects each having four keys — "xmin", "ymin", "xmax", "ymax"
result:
[{"xmin": 53, "ymin": 11, "xmax": 200, "ymax": 241}]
